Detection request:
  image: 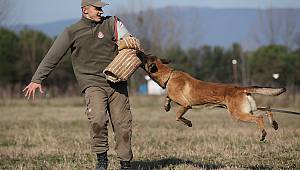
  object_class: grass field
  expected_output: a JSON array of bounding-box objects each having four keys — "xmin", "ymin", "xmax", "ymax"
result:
[{"xmin": 0, "ymin": 95, "xmax": 299, "ymax": 170}]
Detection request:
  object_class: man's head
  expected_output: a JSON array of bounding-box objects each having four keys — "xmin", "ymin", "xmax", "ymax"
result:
[{"xmin": 81, "ymin": 0, "xmax": 109, "ymax": 22}]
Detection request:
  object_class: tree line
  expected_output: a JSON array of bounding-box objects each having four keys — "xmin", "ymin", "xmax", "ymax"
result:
[
  {"xmin": 0, "ymin": 28, "xmax": 76, "ymax": 98},
  {"xmin": 0, "ymin": 27, "xmax": 300, "ymax": 98}
]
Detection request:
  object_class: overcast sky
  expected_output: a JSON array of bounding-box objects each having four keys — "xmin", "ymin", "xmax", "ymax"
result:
[{"xmin": 8, "ymin": 0, "xmax": 300, "ymax": 25}]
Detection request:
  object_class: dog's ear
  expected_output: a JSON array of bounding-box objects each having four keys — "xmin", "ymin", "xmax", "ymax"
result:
[
  {"xmin": 161, "ymin": 58, "xmax": 171, "ymax": 64},
  {"xmin": 149, "ymin": 63, "xmax": 158, "ymax": 73}
]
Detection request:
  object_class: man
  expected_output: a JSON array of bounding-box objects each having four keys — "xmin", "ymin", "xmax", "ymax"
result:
[{"xmin": 23, "ymin": 0, "xmax": 133, "ymax": 169}]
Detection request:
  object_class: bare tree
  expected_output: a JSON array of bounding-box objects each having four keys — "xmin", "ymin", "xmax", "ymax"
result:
[
  {"xmin": 294, "ymin": 32, "xmax": 300, "ymax": 49},
  {"xmin": 0, "ymin": 0, "xmax": 9, "ymax": 24},
  {"xmin": 254, "ymin": 5, "xmax": 300, "ymax": 50},
  {"xmin": 112, "ymin": 1, "xmax": 203, "ymax": 54},
  {"xmin": 283, "ymin": 9, "xmax": 300, "ymax": 49},
  {"xmin": 254, "ymin": 7, "xmax": 280, "ymax": 45}
]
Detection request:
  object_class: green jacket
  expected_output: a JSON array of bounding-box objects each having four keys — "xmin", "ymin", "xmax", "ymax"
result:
[{"xmin": 32, "ymin": 16, "xmax": 120, "ymax": 92}]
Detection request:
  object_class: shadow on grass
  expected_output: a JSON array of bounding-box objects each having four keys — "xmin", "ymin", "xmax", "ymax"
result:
[{"xmin": 132, "ymin": 157, "xmax": 225, "ymax": 170}]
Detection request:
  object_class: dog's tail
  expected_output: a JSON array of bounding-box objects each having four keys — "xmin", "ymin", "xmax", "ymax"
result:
[{"xmin": 243, "ymin": 86, "xmax": 286, "ymax": 96}]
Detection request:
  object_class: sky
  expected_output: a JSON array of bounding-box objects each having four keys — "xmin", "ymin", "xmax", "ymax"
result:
[{"xmin": 7, "ymin": 0, "xmax": 300, "ymax": 25}]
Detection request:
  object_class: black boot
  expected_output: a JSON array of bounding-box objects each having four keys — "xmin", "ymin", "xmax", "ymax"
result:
[
  {"xmin": 95, "ymin": 152, "xmax": 108, "ymax": 170},
  {"xmin": 120, "ymin": 161, "xmax": 131, "ymax": 170}
]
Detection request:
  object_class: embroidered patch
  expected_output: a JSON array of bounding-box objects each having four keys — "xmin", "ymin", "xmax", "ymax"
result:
[{"xmin": 98, "ymin": 31, "xmax": 104, "ymax": 39}]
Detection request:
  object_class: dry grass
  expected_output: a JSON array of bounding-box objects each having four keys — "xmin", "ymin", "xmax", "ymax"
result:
[{"xmin": 0, "ymin": 95, "xmax": 299, "ymax": 170}]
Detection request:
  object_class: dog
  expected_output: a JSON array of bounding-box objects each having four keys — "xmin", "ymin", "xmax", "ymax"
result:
[{"xmin": 141, "ymin": 55, "xmax": 286, "ymax": 141}]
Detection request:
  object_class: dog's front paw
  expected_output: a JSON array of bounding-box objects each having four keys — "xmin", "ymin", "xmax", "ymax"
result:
[
  {"xmin": 260, "ymin": 129, "xmax": 267, "ymax": 141},
  {"xmin": 164, "ymin": 104, "xmax": 171, "ymax": 112},
  {"xmin": 272, "ymin": 120, "xmax": 278, "ymax": 130},
  {"xmin": 185, "ymin": 120, "xmax": 192, "ymax": 127}
]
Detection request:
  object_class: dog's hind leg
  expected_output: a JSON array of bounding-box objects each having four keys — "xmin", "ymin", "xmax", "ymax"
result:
[
  {"xmin": 176, "ymin": 106, "xmax": 192, "ymax": 127},
  {"xmin": 266, "ymin": 111, "xmax": 278, "ymax": 130},
  {"xmin": 230, "ymin": 110, "xmax": 267, "ymax": 141},
  {"xmin": 227, "ymin": 94, "xmax": 267, "ymax": 141},
  {"xmin": 164, "ymin": 96, "xmax": 171, "ymax": 112}
]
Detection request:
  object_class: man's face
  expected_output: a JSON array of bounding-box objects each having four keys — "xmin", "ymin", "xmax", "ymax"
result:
[{"xmin": 83, "ymin": 6, "xmax": 103, "ymax": 22}]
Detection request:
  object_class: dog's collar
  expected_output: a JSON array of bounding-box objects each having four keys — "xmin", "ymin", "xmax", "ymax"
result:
[{"xmin": 163, "ymin": 69, "xmax": 175, "ymax": 88}]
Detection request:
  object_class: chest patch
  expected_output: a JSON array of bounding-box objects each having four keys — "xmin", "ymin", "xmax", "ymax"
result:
[{"xmin": 98, "ymin": 31, "xmax": 104, "ymax": 39}]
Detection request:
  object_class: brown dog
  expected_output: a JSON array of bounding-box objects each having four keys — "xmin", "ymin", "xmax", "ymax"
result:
[{"xmin": 142, "ymin": 55, "xmax": 286, "ymax": 141}]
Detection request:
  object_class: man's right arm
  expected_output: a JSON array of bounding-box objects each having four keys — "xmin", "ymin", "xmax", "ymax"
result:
[
  {"xmin": 23, "ymin": 28, "xmax": 72, "ymax": 99},
  {"xmin": 31, "ymin": 28, "xmax": 72, "ymax": 83}
]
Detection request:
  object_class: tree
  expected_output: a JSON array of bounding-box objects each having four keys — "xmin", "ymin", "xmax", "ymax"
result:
[
  {"xmin": 0, "ymin": 28, "xmax": 19, "ymax": 84},
  {"xmin": 199, "ymin": 46, "xmax": 233, "ymax": 83},
  {"xmin": 18, "ymin": 29, "xmax": 53, "ymax": 83},
  {"xmin": 293, "ymin": 51, "xmax": 300, "ymax": 86},
  {"xmin": 294, "ymin": 31, "xmax": 300, "ymax": 50},
  {"xmin": 249, "ymin": 45, "xmax": 297, "ymax": 86},
  {"xmin": 164, "ymin": 44, "xmax": 192, "ymax": 73}
]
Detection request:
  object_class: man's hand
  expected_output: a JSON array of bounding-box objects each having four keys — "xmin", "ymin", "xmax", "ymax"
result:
[
  {"xmin": 23, "ymin": 82, "xmax": 44, "ymax": 100},
  {"xmin": 118, "ymin": 36, "xmax": 143, "ymax": 51}
]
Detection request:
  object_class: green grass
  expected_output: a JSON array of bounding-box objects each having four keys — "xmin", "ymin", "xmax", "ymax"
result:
[{"xmin": 0, "ymin": 96, "xmax": 299, "ymax": 169}]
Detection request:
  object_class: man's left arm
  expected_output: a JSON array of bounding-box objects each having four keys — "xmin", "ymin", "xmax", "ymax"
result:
[{"xmin": 114, "ymin": 17, "xmax": 131, "ymax": 41}]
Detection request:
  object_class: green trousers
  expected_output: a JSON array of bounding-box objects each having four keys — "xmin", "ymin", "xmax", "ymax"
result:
[{"xmin": 84, "ymin": 84, "xmax": 133, "ymax": 161}]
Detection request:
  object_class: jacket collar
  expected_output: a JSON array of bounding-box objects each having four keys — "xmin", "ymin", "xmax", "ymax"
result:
[{"xmin": 81, "ymin": 16, "xmax": 102, "ymax": 26}]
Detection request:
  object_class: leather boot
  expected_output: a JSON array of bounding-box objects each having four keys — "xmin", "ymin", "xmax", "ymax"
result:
[
  {"xmin": 95, "ymin": 152, "xmax": 108, "ymax": 170},
  {"xmin": 120, "ymin": 161, "xmax": 131, "ymax": 170}
]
